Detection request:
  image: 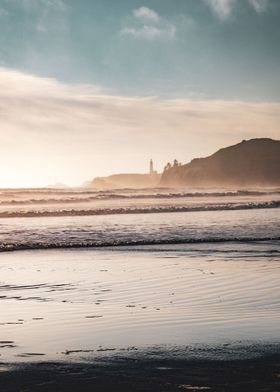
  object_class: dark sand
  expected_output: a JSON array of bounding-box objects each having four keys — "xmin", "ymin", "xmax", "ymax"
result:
[{"xmin": 1, "ymin": 354, "xmax": 280, "ymax": 392}]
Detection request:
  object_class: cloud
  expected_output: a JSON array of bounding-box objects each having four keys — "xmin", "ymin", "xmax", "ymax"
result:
[
  {"xmin": 247, "ymin": 0, "xmax": 269, "ymax": 13},
  {"xmin": 1, "ymin": 67, "xmax": 279, "ymax": 139},
  {"xmin": 121, "ymin": 6, "xmax": 176, "ymax": 40},
  {"xmin": 21, "ymin": 0, "xmax": 66, "ymax": 11},
  {"xmin": 204, "ymin": 0, "xmax": 234, "ymax": 20},
  {"xmin": 1, "ymin": 67, "xmax": 279, "ymax": 131},
  {"xmin": 2, "ymin": 0, "xmax": 67, "ymax": 33},
  {"xmin": 0, "ymin": 67, "xmax": 279, "ymax": 184},
  {"xmin": 122, "ymin": 25, "xmax": 176, "ymax": 40},
  {"xmin": 0, "ymin": 6, "xmax": 8, "ymax": 17},
  {"xmin": 205, "ymin": 0, "xmax": 270, "ymax": 19},
  {"xmin": 133, "ymin": 6, "xmax": 160, "ymax": 23}
]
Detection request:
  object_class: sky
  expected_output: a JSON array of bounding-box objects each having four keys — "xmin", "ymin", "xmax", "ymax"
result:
[{"xmin": 0, "ymin": 0, "xmax": 279, "ymax": 187}]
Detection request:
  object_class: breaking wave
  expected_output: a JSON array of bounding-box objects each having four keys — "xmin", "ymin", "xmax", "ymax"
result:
[
  {"xmin": 0, "ymin": 200, "xmax": 279, "ymax": 218},
  {"xmin": 1, "ymin": 187, "xmax": 279, "ymax": 253},
  {"xmin": 0, "ymin": 189, "xmax": 280, "ymax": 206},
  {"xmin": 1, "ymin": 236, "xmax": 280, "ymax": 252}
]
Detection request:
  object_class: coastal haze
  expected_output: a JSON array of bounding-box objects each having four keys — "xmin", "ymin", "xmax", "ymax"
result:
[{"xmin": 0, "ymin": 0, "xmax": 280, "ymax": 391}]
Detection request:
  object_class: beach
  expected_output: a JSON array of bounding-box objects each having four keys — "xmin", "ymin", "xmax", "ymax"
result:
[
  {"xmin": 0, "ymin": 243, "xmax": 280, "ymax": 391},
  {"xmin": 0, "ymin": 188, "xmax": 279, "ymax": 390}
]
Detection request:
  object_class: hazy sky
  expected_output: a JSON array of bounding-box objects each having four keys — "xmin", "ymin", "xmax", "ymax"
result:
[{"xmin": 0, "ymin": 0, "xmax": 279, "ymax": 187}]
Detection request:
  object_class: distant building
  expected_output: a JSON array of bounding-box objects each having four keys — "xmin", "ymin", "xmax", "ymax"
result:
[{"xmin": 149, "ymin": 159, "xmax": 157, "ymax": 175}]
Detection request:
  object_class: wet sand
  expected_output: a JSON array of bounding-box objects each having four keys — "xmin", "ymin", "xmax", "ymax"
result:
[
  {"xmin": 0, "ymin": 244, "xmax": 279, "ymax": 390},
  {"xmin": 1, "ymin": 352, "xmax": 280, "ymax": 391},
  {"xmin": 0, "ymin": 244, "xmax": 279, "ymax": 361}
]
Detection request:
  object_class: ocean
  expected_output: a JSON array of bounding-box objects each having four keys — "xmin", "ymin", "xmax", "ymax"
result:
[{"xmin": 0, "ymin": 187, "xmax": 279, "ymax": 363}]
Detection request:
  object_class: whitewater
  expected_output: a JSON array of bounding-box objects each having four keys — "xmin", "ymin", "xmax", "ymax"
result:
[{"xmin": 0, "ymin": 187, "xmax": 279, "ymax": 251}]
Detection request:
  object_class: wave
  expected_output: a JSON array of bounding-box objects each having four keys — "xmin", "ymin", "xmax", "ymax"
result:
[
  {"xmin": 1, "ymin": 236, "xmax": 280, "ymax": 252},
  {"xmin": 0, "ymin": 189, "xmax": 280, "ymax": 205},
  {"xmin": 0, "ymin": 200, "xmax": 279, "ymax": 218}
]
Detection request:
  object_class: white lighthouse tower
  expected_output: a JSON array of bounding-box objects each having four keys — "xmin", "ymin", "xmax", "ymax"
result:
[
  {"xmin": 149, "ymin": 159, "xmax": 157, "ymax": 176},
  {"xmin": 149, "ymin": 159, "xmax": 154, "ymax": 175}
]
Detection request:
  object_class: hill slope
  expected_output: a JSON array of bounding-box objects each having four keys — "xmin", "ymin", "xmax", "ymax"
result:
[
  {"xmin": 160, "ymin": 138, "xmax": 280, "ymax": 187},
  {"xmin": 88, "ymin": 173, "xmax": 161, "ymax": 189}
]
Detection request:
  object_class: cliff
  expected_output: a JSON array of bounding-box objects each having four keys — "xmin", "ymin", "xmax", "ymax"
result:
[
  {"xmin": 160, "ymin": 138, "xmax": 280, "ymax": 187},
  {"xmin": 88, "ymin": 173, "xmax": 161, "ymax": 189}
]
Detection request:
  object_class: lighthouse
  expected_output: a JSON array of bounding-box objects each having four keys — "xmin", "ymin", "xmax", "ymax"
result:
[
  {"xmin": 149, "ymin": 159, "xmax": 154, "ymax": 175},
  {"xmin": 149, "ymin": 159, "xmax": 157, "ymax": 175}
]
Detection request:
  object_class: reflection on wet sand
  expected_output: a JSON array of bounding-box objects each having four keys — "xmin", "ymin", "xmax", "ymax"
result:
[{"xmin": 0, "ymin": 242, "xmax": 279, "ymax": 362}]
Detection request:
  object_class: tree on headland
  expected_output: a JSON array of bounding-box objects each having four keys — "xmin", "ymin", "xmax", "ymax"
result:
[
  {"xmin": 163, "ymin": 162, "xmax": 172, "ymax": 172},
  {"xmin": 163, "ymin": 160, "xmax": 181, "ymax": 172}
]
